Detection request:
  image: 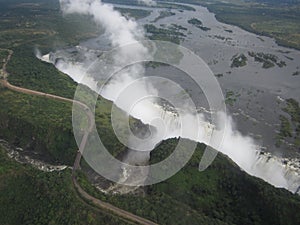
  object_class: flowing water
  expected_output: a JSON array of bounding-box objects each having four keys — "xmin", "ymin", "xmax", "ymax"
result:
[{"xmin": 40, "ymin": 2, "xmax": 300, "ymax": 193}]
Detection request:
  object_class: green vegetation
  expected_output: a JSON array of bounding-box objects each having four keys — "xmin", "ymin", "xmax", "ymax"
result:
[
  {"xmin": 212, "ymin": 35, "xmax": 232, "ymax": 41},
  {"xmin": 0, "ymin": 87, "xmax": 76, "ymax": 164},
  {"xmin": 0, "ymin": 0, "xmax": 145, "ymax": 165},
  {"xmin": 105, "ymin": 0, "xmax": 196, "ymax": 11},
  {"xmin": 152, "ymin": 10, "xmax": 175, "ymax": 23},
  {"xmin": 7, "ymin": 46, "xmax": 77, "ymax": 98},
  {"xmin": 276, "ymin": 98, "xmax": 300, "ymax": 148},
  {"xmin": 154, "ymin": 0, "xmax": 300, "ymax": 50},
  {"xmin": 0, "ymin": 0, "xmax": 103, "ymax": 96},
  {"xmin": 156, "ymin": 2, "xmax": 196, "ymax": 11},
  {"xmin": 276, "ymin": 115, "xmax": 293, "ymax": 147},
  {"xmin": 215, "ymin": 73, "xmax": 223, "ymax": 78},
  {"xmin": 0, "ymin": 146, "xmax": 130, "ymax": 225},
  {"xmin": 188, "ymin": 18, "xmax": 211, "ymax": 31},
  {"xmin": 1, "ymin": 1, "xmax": 300, "ymax": 224},
  {"xmin": 292, "ymin": 71, "xmax": 300, "ymax": 76},
  {"xmin": 248, "ymin": 51, "xmax": 286, "ymax": 69},
  {"xmin": 0, "ymin": 49, "xmax": 9, "ymax": 69},
  {"xmin": 105, "ymin": 0, "xmax": 300, "ymax": 49},
  {"xmin": 0, "ymin": 0, "xmax": 132, "ymax": 164},
  {"xmin": 171, "ymin": 23, "xmax": 188, "ymax": 31},
  {"xmin": 284, "ymin": 99, "xmax": 300, "ymax": 123},
  {"xmin": 116, "ymin": 7, "xmax": 152, "ymax": 20},
  {"xmin": 0, "ymin": 84, "xmax": 129, "ymax": 165},
  {"xmin": 251, "ymin": 19, "xmax": 300, "ymax": 49},
  {"xmin": 188, "ymin": 18, "xmax": 202, "ymax": 26},
  {"xmin": 231, "ymin": 53, "xmax": 247, "ymax": 68},
  {"xmin": 225, "ymin": 29, "xmax": 233, "ymax": 33},
  {"xmin": 77, "ymin": 139, "xmax": 300, "ymax": 225},
  {"xmin": 211, "ymin": 3, "xmax": 300, "ymax": 50},
  {"xmin": 225, "ymin": 90, "xmax": 240, "ymax": 106},
  {"xmin": 143, "ymin": 24, "xmax": 186, "ymax": 65},
  {"xmin": 143, "ymin": 25, "xmax": 185, "ymax": 67},
  {"xmin": 144, "ymin": 24, "xmax": 186, "ymax": 44},
  {"xmin": 0, "ymin": 1, "xmax": 101, "ymax": 49}
]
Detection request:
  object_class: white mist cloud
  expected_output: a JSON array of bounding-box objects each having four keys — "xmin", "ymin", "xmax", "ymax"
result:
[
  {"xmin": 34, "ymin": 47, "xmax": 42, "ymax": 59},
  {"xmin": 218, "ymin": 115, "xmax": 289, "ymax": 189},
  {"xmin": 60, "ymin": 0, "xmax": 145, "ymax": 47},
  {"xmin": 59, "ymin": 0, "xmax": 152, "ymax": 104},
  {"xmin": 38, "ymin": 0, "xmax": 299, "ymax": 192}
]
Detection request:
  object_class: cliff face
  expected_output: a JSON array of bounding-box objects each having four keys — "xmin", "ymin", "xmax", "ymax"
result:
[
  {"xmin": 146, "ymin": 139, "xmax": 300, "ymax": 225},
  {"xmin": 255, "ymin": 151, "xmax": 300, "ymax": 194}
]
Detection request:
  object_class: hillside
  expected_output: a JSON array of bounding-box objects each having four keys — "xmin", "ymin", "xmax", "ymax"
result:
[
  {"xmin": 0, "ymin": 146, "xmax": 131, "ymax": 225},
  {"xmin": 76, "ymin": 139, "xmax": 300, "ymax": 225}
]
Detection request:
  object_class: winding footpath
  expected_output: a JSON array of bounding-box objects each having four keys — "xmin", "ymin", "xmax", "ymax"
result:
[{"xmin": 0, "ymin": 49, "xmax": 157, "ymax": 225}]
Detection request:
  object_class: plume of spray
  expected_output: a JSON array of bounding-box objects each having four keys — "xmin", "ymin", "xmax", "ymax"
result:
[
  {"xmin": 59, "ymin": 0, "xmax": 150, "ymax": 94},
  {"xmin": 34, "ymin": 47, "xmax": 42, "ymax": 59},
  {"xmin": 53, "ymin": 0, "xmax": 299, "ymax": 192},
  {"xmin": 59, "ymin": 0, "xmax": 160, "ymax": 189}
]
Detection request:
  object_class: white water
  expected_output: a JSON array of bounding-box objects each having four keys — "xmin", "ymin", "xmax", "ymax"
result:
[
  {"xmin": 0, "ymin": 140, "xmax": 68, "ymax": 172},
  {"xmin": 40, "ymin": 51, "xmax": 300, "ymax": 193},
  {"xmin": 38, "ymin": 0, "xmax": 300, "ymax": 193}
]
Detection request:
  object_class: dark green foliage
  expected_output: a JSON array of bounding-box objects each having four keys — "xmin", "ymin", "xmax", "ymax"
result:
[
  {"xmin": 284, "ymin": 99, "xmax": 300, "ymax": 123},
  {"xmin": 248, "ymin": 51, "xmax": 286, "ymax": 69},
  {"xmin": 0, "ymin": 0, "xmax": 101, "ymax": 49},
  {"xmin": 171, "ymin": 23, "xmax": 188, "ymax": 31},
  {"xmin": 144, "ymin": 24, "xmax": 186, "ymax": 44},
  {"xmin": 225, "ymin": 90, "xmax": 240, "ymax": 106},
  {"xmin": 188, "ymin": 18, "xmax": 211, "ymax": 31},
  {"xmin": 152, "ymin": 10, "xmax": 175, "ymax": 23},
  {"xmin": 104, "ymin": 0, "xmax": 196, "ymax": 11},
  {"xmin": 0, "ymin": 88, "xmax": 76, "ymax": 164},
  {"xmin": 215, "ymin": 73, "xmax": 223, "ymax": 78},
  {"xmin": 116, "ymin": 7, "xmax": 152, "ymax": 20},
  {"xmin": 7, "ymin": 46, "xmax": 77, "ymax": 98},
  {"xmin": 0, "ymin": 49, "xmax": 9, "ymax": 69},
  {"xmin": 225, "ymin": 29, "xmax": 233, "ymax": 33},
  {"xmin": 143, "ymin": 24, "xmax": 185, "ymax": 65},
  {"xmin": 277, "ymin": 98, "xmax": 300, "ymax": 148},
  {"xmin": 188, "ymin": 18, "xmax": 203, "ymax": 26},
  {"xmin": 279, "ymin": 115, "xmax": 293, "ymax": 137},
  {"xmin": 149, "ymin": 139, "xmax": 300, "ymax": 225},
  {"xmin": 77, "ymin": 139, "xmax": 300, "ymax": 225},
  {"xmin": 231, "ymin": 53, "xmax": 247, "ymax": 68},
  {"xmin": 150, "ymin": 0, "xmax": 300, "ymax": 50},
  {"xmin": 0, "ymin": 147, "xmax": 130, "ymax": 225},
  {"xmin": 0, "ymin": 86, "xmax": 128, "ymax": 164},
  {"xmin": 1, "ymin": 1, "xmax": 300, "ymax": 225}
]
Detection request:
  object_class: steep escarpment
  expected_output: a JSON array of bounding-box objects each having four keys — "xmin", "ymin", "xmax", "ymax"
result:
[{"xmin": 75, "ymin": 138, "xmax": 300, "ymax": 225}]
